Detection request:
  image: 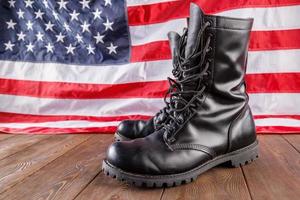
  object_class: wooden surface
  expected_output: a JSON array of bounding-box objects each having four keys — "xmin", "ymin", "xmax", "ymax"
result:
[{"xmin": 0, "ymin": 134, "xmax": 299, "ymax": 200}]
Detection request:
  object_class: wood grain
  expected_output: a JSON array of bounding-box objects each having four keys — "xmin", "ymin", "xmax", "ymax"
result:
[
  {"xmin": 282, "ymin": 135, "xmax": 300, "ymax": 152},
  {"xmin": 0, "ymin": 134, "xmax": 299, "ymax": 200},
  {"xmin": 0, "ymin": 134, "xmax": 91, "ymax": 194},
  {"xmin": 75, "ymin": 171, "xmax": 164, "ymax": 200},
  {"xmin": 0, "ymin": 135, "xmax": 49, "ymax": 160},
  {"xmin": 0, "ymin": 134, "xmax": 15, "ymax": 141},
  {"xmin": 242, "ymin": 135, "xmax": 300, "ymax": 200},
  {"xmin": 162, "ymin": 166, "xmax": 251, "ymax": 200},
  {"xmin": 0, "ymin": 134, "xmax": 111, "ymax": 200}
]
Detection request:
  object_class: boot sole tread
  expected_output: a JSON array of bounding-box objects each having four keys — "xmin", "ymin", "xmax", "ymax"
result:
[{"xmin": 102, "ymin": 140, "xmax": 259, "ymax": 188}]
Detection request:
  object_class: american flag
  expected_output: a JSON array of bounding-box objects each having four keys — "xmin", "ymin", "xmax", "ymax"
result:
[{"xmin": 0, "ymin": 0, "xmax": 300, "ymax": 134}]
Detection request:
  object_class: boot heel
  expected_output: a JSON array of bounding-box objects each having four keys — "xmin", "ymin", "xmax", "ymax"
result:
[{"xmin": 230, "ymin": 142, "xmax": 259, "ymax": 167}]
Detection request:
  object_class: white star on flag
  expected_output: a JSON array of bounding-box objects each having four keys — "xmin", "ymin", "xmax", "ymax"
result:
[
  {"xmin": 56, "ymin": 33, "xmax": 65, "ymax": 43},
  {"xmin": 52, "ymin": 11, "xmax": 59, "ymax": 20},
  {"xmin": 45, "ymin": 43, "xmax": 54, "ymax": 53},
  {"xmin": 45, "ymin": 21, "xmax": 55, "ymax": 32},
  {"xmin": 103, "ymin": 18, "xmax": 113, "ymax": 31},
  {"xmin": 94, "ymin": 32, "xmax": 105, "ymax": 44},
  {"xmin": 17, "ymin": 9, "xmax": 25, "ymax": 19},
  {"xmin": 4, "ymin": 41, "xmax": 15, "ymax": 51},
  {"xmin": 6, "ymin": 19, "xmax": 17, "ymax": 30},
  {"xmin": 106, "ymin": 43, "xmax": 117, "ymax": 54},
  {"xmin": 64, "ymin": 23, "xmax": 71, "ymax": 32},
  {"xmin": 24, "ymin": 0, "xmax": 34, "ymax": 8},
  {"xmin": 17, "ymin": 31, "xmax": 26, "ymax": 41},
  {"xmin": 66, "ymin": 44, "xmax": 76, "ymax": 55},
  {"xmin": 70, "ymin": 10, "xmax": 80, "ymax": 21},
  {"xmin": 79, "ymin": 0, "xmax": 90, "ymax": 9},
  {"xmin": 8, "ymin": 0, "xmax": 16, "ymax": 8},
  {"xmin": 93, "ymin": 9, "xmax": 102, "ymax": 20},
  {"xmin": 81, "ymin": 21, "xmax": 90, "ymax": 33},
  {"xmin": 87, "ymin": 44, "xmax": 95, "ymax": 55},
  {"xmin": 76, "ymin": 34, "xmax": 83, "ymax": 43},
  {"xmin": 26, "ymin": 20, "xmax": 33, "ymax": 30},
  {"xmin": 26, "ymin": 42, "xmax": 34, "ymax": 52},
  {"xmin": 36, "ymin": 32, "xmax": 44, "ymax": 41},
  {"xmin": 104, "ymin": 0, "xmax": 112, "ymax": 7},
  {"xmin": 58, "ymin": 0, "xmax": 68, "ymax": 10},
  {"xmin": 43, "ymin": 0, "xmax": 49, "ymax": 8},
  {"xmin": 35, "ymin": 10, "xmax": 44, "ymax": 20}
]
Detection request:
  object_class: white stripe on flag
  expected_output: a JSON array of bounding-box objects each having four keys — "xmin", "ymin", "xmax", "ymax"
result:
[
  {"xmin": 247, "ymin": 49, "xmax": 300, "ymax": 74},
  {"xmin": 130, "ymin": 19, "xmax": 186, "ymax": 46},
  {"xmin": 1, "ymin": 49, "xmax": 299, "ymax": 85},
  {"xmin": 0, "ymin": 60, "xmax": 173, "ymax": 84},
  {"xmin": 217, "ymin": 5, "xmax": 300, "ymax": 30},
  {"xmin": 249, "ymin": 93, "xmax": 300, "ymax": 115},
  {"xmin": 255, "ymin": 118, "xmax": 300, "ymax": 127},
  {"xmin": 0, "ymin": 94, "xmax": 165, "ymax": 116},
  {"xmin": 1, "ymin": 93, "xmax": 300, "ymax": 117},
  {"xmin": 126, "ymin": 0, "xmax": 179, "ymax": 6}
]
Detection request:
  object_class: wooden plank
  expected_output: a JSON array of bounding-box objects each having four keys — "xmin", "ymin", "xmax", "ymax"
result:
[
  {"xmin": 282, "ymin": 135, "xmax": 300, "ymax": 152},
  {"xmin": 75, "ymin": 171, "xmax": 163, "ymax": 200},
  {"xmin": 0, "ymin": 134, "xmax": 91, "ymax": 194},
  {"xmin": 0, "ymin": 135, "xmax": 50, "ymax": 160},
  {"xmin": 242, "ymin": 135, "xmax": 300, "ymax": 200},
  {"xmin": 162, "ymin": 167, "xmax": 251, "ymax": 200},
  {"xmin": 0, "ymin": 134, "xmax": 15, "ymax": 141},
  {"xmin": 0, "ymin": 134, "xmax": 112, "ymax": 200}
]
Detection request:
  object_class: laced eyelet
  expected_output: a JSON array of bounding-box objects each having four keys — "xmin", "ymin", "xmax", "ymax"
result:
[
  {"xmin": 167, "ymin": 137, "xmax": 176, "ymax": 143},
  {"xmin": 177, "ymin": 117, "xmax": 184, "ymax": 124},
  {"xmin": 206, "ymin": 19, "xmax": 213, "ymax": 27},
  {"xmin": 206, "ymin": 46, "xmax": 212, "ymax": 53}
]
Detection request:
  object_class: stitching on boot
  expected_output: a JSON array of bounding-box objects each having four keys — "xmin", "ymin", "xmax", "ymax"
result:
[{"xmin": 171, "ymin": 143, "xmax": 216, "ymax": 158}]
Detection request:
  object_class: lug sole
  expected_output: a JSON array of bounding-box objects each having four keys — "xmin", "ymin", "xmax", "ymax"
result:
[
  {"xmin": 102, "ymin": 140, "xmax": 259, "ymax": 187},
  {"xmin": 114, "ymin": 132, "xmax": 131, "ymax": 142}
]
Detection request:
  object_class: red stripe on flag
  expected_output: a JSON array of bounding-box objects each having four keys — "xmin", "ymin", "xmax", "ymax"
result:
[
  {"xmin": 3, "ymin": 72, "xmax": 300, "ymax": 99},
  {"xmin": 0, "ymin": 126, "xmax": 297, "ymax": 134},
  {"xmin": 131, "ymin": 41, "xmax": 171, "ymax": 62},
  {"xmin": 246, "ymin": 73, "xmax": 300, "ymax": 93},
  {"xmin": 127, "ymin": 0, "xmax": 300, "ymax": 25},
  {"xmin": 256, "ymin": 126, "xmax": 300, "ymax": 133},
  {"xmin": 254, "ymin": 115, "xmax": 300, "ymax": 120},
  {"xmin": 131, "ymin": 30, "xmax": 300, "ymax": 62},
  {"xmin": 0, "ymin": 78, "xmax": 169, "ymax": 99},
  {"xmin": 0, "ymin": 112, "xmax": 151, "ymax": 123},
  {"xmin": 0, "ymin": 127, "xmax": 117, "ymax": 134},
  {"xmin": 250, "ymin": 29, "xmax": 300, "ymax": 51},
  {"xmin": 127, "ymin": 0, "xmax": 189, "ymax": 26},
  {"xmin": 193, "ymin": 0, "xmax": 300, "ymax": 14}
]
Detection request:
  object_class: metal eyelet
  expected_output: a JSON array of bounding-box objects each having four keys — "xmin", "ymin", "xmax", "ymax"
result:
[
  {"xmin": 206, "ymin": 19, "xmax": 213, "ymax": 27},
  {"xmin": 168, "ymin": 137, "xmax": 176, "ymax": 143},
  {"xmin": 206, "ymin": 46, "xmax": 212, "ymax": 53},
  {"xmin": 177, "ymin": 117, "xmax": 184, "ymax": 124}
]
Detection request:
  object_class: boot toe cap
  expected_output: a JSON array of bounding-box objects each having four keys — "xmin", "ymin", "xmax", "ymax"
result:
[{"xmin": 105, "ymin": 139, "xmax": 161, "ymax": 174}]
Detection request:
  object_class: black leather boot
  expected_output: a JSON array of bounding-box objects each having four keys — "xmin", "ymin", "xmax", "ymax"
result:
[
  {"xmin": 103, "ymin": 3, "xmax": 258, "ymax": 187},
  {"xmin": 115, "ymin": 31, "xmax": 186, "ymax": 141}
]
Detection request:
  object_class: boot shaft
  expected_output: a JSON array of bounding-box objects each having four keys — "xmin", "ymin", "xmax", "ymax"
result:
[
  {"xmin": 207, "ymin": 15, "xmax": 253, "ymax": 104},
  {"xmin": 168, "ymin": 4, "xmax": 256, "ymax": 155}
]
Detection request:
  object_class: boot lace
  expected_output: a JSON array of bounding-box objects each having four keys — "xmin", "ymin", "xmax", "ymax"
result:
[
  {"xmin": 161, "ymin": 21, "xmax": 212, "ymax": 142},
  {"xmin": 153, "ymin": 29, "xmax": 189, "ymax": 128}
]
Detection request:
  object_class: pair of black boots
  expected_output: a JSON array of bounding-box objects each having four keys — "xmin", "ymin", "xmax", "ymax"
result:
[{"xmin": 102, "ymin": 3, "xmax": 258, "ymax": 187}]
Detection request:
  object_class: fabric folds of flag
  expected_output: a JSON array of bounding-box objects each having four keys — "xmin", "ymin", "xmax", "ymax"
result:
[{"xmin": 0, "ymin": 0, "xmax": 300, "ymax": 134}]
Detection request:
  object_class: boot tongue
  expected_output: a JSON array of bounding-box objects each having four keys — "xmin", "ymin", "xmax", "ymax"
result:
[
  {"xmin": 180, "ymin": 3, "xmax": 205, "ymax": 102},
  {"xmin": 167, "ymin": 31, "xmax": 180, "ymax": 60},
  {"xmin": 185, "ymin": 3, "xmax": 204, "ymax": 58}
]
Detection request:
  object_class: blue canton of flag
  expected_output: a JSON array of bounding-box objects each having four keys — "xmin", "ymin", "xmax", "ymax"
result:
[{"xmin": 0, "ymin": 0, "xmax": 130, "ymax": 65}]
